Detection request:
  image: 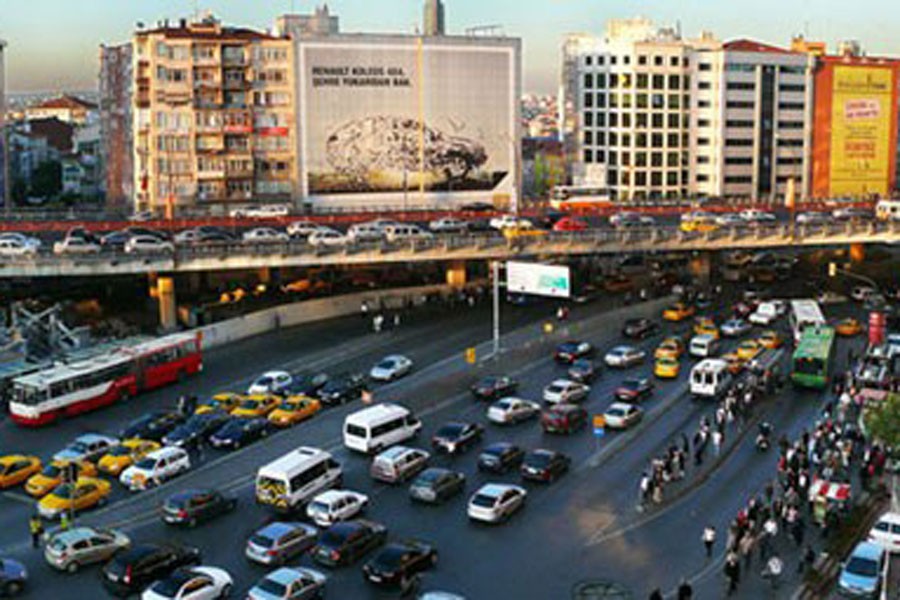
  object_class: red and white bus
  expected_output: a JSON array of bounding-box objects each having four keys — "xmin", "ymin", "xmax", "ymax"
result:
[{"xmin": 8, "ymin": 332, "xmax": 202, "ymax": 427}]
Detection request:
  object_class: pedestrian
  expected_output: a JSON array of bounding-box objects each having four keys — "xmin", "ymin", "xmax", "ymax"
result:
[
  {"xmin": 739, "ymin": 531, "xmax": 754, "ymax": 569},
  {"xmin": 186, "ymin": 395, "xmax": 198, "ymax": 415},
  {"xmin": 702, "ymin": 525, "xmax": 717, "ymax": 558},
  {"xmin": 360, "ymin": 300, "xmax": 369, "ymax": 319},
  {"xmin": 648, "ymin": 588, "xmax": 663, "ymax": 600},
  {"xmin": 724, "ymin": 552, "xmax": 741, "ymax": 595},
  {"xmin": 372, "ymin": 314, "xmax": 383, "ymax": 333},
  {"xmin": 712, "ymin": 429, "xmax": 723, "ymax": 456},
  {"xmin": 677, "ymin": 578, "xmax": 693, "ymax": 599},
  {"xmin": 792, "ymin": 517, "xmax": 805, "ymax": 547},
  {"xmin": 29, "ymin": 514, "xmax": 43, "ymax": 549},
  {"xmin": 798, "ymin": 544, "xmax": 816, "ymax": 574},
  {"xmin": 176, "ymin": 394, "xmax": 187, "ymax": 416},
  {"xmin": 60, "ymin": 512, "xmax": 71, "ymax": 532},
  {"xmin": 761, "ymin": 554, "xmax": 783, "ymax": 589},
  {"xmin": 393, "ymin": 312, "xmax": 401, "ymax": 328}
]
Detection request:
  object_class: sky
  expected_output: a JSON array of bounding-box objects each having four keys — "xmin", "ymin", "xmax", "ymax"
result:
[{"xmin": 3, "ymin": 0, "xmax": 900, "ymax": 94}]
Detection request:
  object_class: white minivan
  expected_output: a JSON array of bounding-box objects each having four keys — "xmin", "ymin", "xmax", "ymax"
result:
[
  {"xmin": 343, "ymin": 403, "xmax": 422, "ymax": 454},
  {"xmin": 689, "ymin": 334, "xmax": 720, "ymax": 358},
  {"xmin": 255, "ymin": 447, "xmax": 342, "ymax": 512},
  {"xmin": 384, "ymin": 224, "xmax": 433, "ymax": 243},
  {"xmin": 119, "ymin": 447, "xmax": 190, "ymax": 491},
  {"xmin": 749, "ymin": 301, "xmax": 785, "ymax": 325},
  {"xmin": 690, "ymin": 359, "xmax": 732, "ymax": 399}
]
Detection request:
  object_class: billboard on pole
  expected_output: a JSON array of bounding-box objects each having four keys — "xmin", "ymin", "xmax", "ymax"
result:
[{"xmin": 506, "ymin": 261, "xmax": 570, "ymax": 298}]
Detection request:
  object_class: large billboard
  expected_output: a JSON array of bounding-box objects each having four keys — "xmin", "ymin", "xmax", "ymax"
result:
[
  {"xmin": 297, "ymin": 37, "xmax": 519, "ymax": 208},
  {"xmin": 506, "ymin": 261, "xmax": 571, "ymax": 299},
  {"xmin": 829, "ymin": 66, "xmax": 894, "ymax": 196}
]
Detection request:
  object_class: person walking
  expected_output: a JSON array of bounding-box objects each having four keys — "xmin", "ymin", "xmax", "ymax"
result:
[
  {"xmin": 703, "ymin": 525, "xmax": 717, "ymax": 558},
  {"xmin": 738, "ymin": 530, "xmax": 755, "ymax": 569},
  {"xmin": 724, "ymin": 552, "xmax": 741, "ymax": 595},
  {"xmin": 648, "ymin": 588, "xmax": 663, "ymax": 600},
  {"xmin": 677, "ymin": 578, "xmax": 693, "ymax": 599},
  {"xmin": 59, "ymin": 512, "xmax": 71, "ymax": 532},
  {"xmin": 712, "ymin": 429, "xmax": 724, "ymax": 456},
  {"xmin": 29, "ymin": 514, "xmax": 43, "ymax": 549},
  {"xmin": 761, "ymin": 554, "xmax": 783, "ymax": 589},
  {"xmin": 798, "ymin": 544, "xmax": 816, "ymax": 574}
]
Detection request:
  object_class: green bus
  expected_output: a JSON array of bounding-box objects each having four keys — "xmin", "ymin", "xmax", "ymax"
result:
[{"xmin": 791, "ymin": 326, "xmax": 836, "ymax": 389}]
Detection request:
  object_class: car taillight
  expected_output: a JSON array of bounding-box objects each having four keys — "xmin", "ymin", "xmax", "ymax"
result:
[
  {"xmin": 543, "ymin": 471, "xmax": 551, "ymax": 481},
  {"xmin": 124, "ymin": 565, "xmax": 132, "ymax": 584},
  {"xmin": 331, "ymin": 550, "xmax": 341, "ymax": 562},
  {"xmin": 266, "ymin": 549, "xmax": 279, "ymax": 556},
  {"xmin": 178, "ymin": 510, "xmax": 187, "ymax": 519}
]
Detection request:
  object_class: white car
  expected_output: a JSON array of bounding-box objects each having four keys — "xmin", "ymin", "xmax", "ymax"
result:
[
  {"xmin": 369, "ymin": 355, "xmax": 413, "ymax": 381},
  {"xmin": 603, "ymin": 402, "xmax": 644, "ymax": 430},
  {"xmin": 142, "ymin": 566, "xmax": 233, "ymax": 600},
  {"xmin": 247, "ymin": 567, "xmax": 327, "ymax": 600},
  {"xmin": 610, "ymin": 212, "xmax": 654, "ymax": 228},
  {"xmin": 715, "ymin": 214, "xmax": 746, "ymax": 227},
  {"xmin": 230, "ymin": 204, "xmax": 290, "ymax": 218},
  {"xmin": 53, "ymin": 237, "xmax": 101, "ymax": 255},
  {"xmin": 796, "ymin": 211, "xmax": 829, "ymax": 225},
  {"xmin": 604, "ymin": 346, "xmax": 646, "ymax": 368},
  {"xmin": 0, "ymin": 232, "xmax": 41, "ymax": 250},
  {"xmin": 721, "ymin": 318, "xmax": 751, "ymax": 337},
  {"xmin": 384, "ymin": 224, "xmax": 434, "ymax": 243},
  {"xmin": 242, "ymin": 227, "xmax": 289, "ymax": 243},
  {"xmin": 817, "ymin": 290, "xmax": 849, "ymax": 305},
  {"xmin": 286, "ymin": 220, "xmax": 320, "ymax": 238},
  {"xmin": 868, "ymin": 511, "xmax": 900, "ymax": 553},
  {"xmin": 124, "ymin": 235, "xmax": 174, "ymax": 254},
  {"xmin": 363, "ymin": 218, "xmax": 402, "ymax": 232},
  {"xmin": 542, "ymin": 379, "xmax": 590, "ymax": 404},
  {"xmin": 173, "ymin": 229, "xmax": 202, "ymax": 244},
  {"xmin": 467, "ymin": 483, "xmax": 526, "ymax": 523},
  {"xmin": 307, "ymin": 227, "xmax": 347, "ymax": 247},
  {"xmin": 429, "ymin": 217, "xmax": 469, "ymax": 233},
  {"xmin": 306, "ymin": 489, "xmax": 369, "ymax": 527},
  {"xmin": 489, "ymin": 215, "xmax": 531, "ymax": 230},
  {"xmin": 120, "ymin": 447, "xmax": 190, "ymax": 491},
  {"xmin": 740, "ymin": 209, "xmax": 776, "ymax": 222},
  {"xmin": 248, "ymin": 370, "xmax": 293, "ymax": 394},
  {"xmin": 852, "ymin": 286, "xmax": 877, "ymax": 302},
  {"xmin": 486, "ymin": 397, "xmax": 541, "ymax": 425},
  {"xmin": 0, "ymin": 238, "xmax": 38, "ymax": 256}
]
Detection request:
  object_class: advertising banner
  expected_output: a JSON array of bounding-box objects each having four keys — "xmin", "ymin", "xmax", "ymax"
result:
[{"xmin": 506, "ymin": 261, "xmax": 571, "ymax": 299}]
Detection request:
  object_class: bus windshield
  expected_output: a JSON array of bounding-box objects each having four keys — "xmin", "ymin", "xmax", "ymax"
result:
[{"xmin": 13, "ymin": 384, "xmax": 45, "ymax": 405}]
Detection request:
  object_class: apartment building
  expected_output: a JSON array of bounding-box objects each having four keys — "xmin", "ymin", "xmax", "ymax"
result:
[{"xmin": 99, "ymin": 42, "xmax": 134, "ymax": 211}]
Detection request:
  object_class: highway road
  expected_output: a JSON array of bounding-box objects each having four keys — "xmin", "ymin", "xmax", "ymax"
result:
[{"xmin": 0, "ymin": 283, "xmax": 870, "ymax": 599}]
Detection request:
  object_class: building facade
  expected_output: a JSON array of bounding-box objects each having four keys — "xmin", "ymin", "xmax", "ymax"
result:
[
  {"xmin": 273, "ymin": 5, "xmax": 339, "ymax": 39},
  {"xmin": 99, "ymin": 42, "xmax": 134, "ymax": 211},
  {"xmin": 0, "ymin": 40, "xmax": 7, "ymax": 210},
  {"xmin": 24, "ymin": 95, "xmax": 96, "ymax": 126},
  {"xmin": 423, "ymin": 0, "xmax": 446, "ymax": 36}
]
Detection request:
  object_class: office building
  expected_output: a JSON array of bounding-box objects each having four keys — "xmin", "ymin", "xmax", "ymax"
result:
[
  {"xmin": 99, "ymin": 42, "xmax": 134, "ymax": 211},
  {"xmin": 273, "ymin": 4, "xmax": 339, "ymax": 38},
  {"xmin": 424, "ymin": 0, "xmax": 446, "ymax": 36}
]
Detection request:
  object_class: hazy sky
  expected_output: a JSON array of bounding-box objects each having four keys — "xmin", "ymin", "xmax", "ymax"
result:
[{"xmin": 3, "ymin": 0, "xmax": 900, "ymax": 94}]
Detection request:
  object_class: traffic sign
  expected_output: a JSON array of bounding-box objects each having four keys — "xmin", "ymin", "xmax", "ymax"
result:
[
  {"xmin": 465, "ymin": 347, "xmax": 476, "ymax": 364},
  {"xmin": 593, "ymin": 415, "xmax": 605, "ymax": 438},
  {"xmin": 361, "ymin": 389, "xmax": 374, "ymax": 404}
]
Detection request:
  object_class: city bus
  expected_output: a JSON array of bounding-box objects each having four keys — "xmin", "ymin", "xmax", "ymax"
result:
[
  {"xmin": 789, "ymin": 299, "xmax": 826, "ymax": 344},
  {"xmin": 8, "ymin": 332, "xmax": 202, "ymax": 427},
  {"xmin": 549, "ymin": 185, "xmax": 613, "ymax": 211},
  {"xmin": 790, "ymin": 326, "xmax": 835, "ymax": 389},
  {"xmin": 875, "ymin": 199, "xmax": 900, "ymax": 221}
]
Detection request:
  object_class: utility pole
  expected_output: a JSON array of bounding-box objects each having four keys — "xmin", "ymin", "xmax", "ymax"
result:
[{"xmin": 491, "ymin": 260, "xmax": 501, "ymax": 357}]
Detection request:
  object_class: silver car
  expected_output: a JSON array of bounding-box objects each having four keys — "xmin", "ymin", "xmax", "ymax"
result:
[
  {"xmin": 245, "ymin": 522, "xmax": 318, "ymax": 566},
  {"xmin": 44, "ymin": 527, "xmax": 130, "ymax": 573}
]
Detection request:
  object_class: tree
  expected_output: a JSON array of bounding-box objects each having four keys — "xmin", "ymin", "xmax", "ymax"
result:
[
  {"xmin": 863, "ymin": 393, "xmax": 900, "ymax": 508},
  {"xmin": 30, "ymin": 160, "xmax": 62, "ymax": 200}
]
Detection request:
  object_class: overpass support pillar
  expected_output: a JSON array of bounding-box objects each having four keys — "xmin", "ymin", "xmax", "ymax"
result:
[
  {"xmin": 688, "ymin": 252, "xmax": 712, "ymax": 287},
  {"xmin": 446, "ymin": 260, "xmax": 467, "ymax": 288},
  {"xmin": 157, "ymin": 276, "xmax": 177, "ymax": 332},
  {"xmin": 850, "ymin": 243, "xmax": 865, "ymax": 263},
  {"xmin": 258, "ymin": 266, "xmax": 272, "ymax": 284}
]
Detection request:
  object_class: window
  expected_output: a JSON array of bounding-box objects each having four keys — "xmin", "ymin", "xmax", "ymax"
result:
[
  {"xmin": 780, "ymin": 83, "xmax": 805, "ymax": 92},
  {"xmin": 609, "ymin": 132, "xmax": 618, "ymax": 146},
  {"xmin": 777, "ymin": 138, "xmax": 803, "ymax": 147},
  {"xmin": 624, "ymin": 55, "xmax": 631, "ymax": 65},
  {"xmin": 697, "ymin": 119, "xmax": 710, "ymax": 127},
  {"xmin": 622, "ymin": 94, "xmax": 632, "ymax": 108},
  {"xmin": 652, "ymin": 74, "xmax": 665, "ymax": 90},
  {"xmin": 596, "ymin": 93, "xmax": 606, "ymax": 108},
  {"xmin": 584, "ymin": 131, "xmax": 593, "ymax": 145},
  {"xmin": 668, "ymin": 94, "xmax": 680, "ymax": 109},
  {"xmin": 698, "ymin": 63, "xmax": 712, "ymax": 72},
  {"xmin": 727, "ymin": 100, "xmax": 754, "ymax": 109},
  {"xmin": 637, "ymin": 74, "xmax": 648, "ymax": 89},
  {"xmin": 609, "ymin": 73, "xmax": 619, "ymax": 89},
  {"xmin": 584, "ymin": 112, "xmax": 593, "ymax": 127},
  {"xmin": 725, "ymin": 157, "xmax": 753, "ymax": 165},
  {"xmin": 654, "ymin": 55, "xmax": 663, "ymax": 66},
  {"xmin": 778, "ymin": 102, "xmax": 804, "ymax": 110},
  {"xmin": 698, "ymin": 100, "xmax": 711, "ymax": 108},
  {"xmin": 697, "ymin": 137, "xmax": 710, "ymax": 146},
  {"xmin": 651, "ymin": 172, "xmax": 663, "ymax": 186},
  {"xmin": 636, "ymin": 93, "xmax": 648, "ymax": 108},
  {"xmin": 651, "ymin": 153, "xmax": 663, "ymax": 167},
  {"xmin": 597, "ymin": 131, "xmax": 606, "ymax": 145},
  {"xmin": 583, "ymin": 149, "xmax": 593, "ymax": 163},
  {"xmin": 725, "ymin": 175, "xmax": 753, "ymax": 184},
  {"xmin": 667, "ymin": 133, "xmax": 679, "ymax": 147},
  {"xmin": 725, "ymin": 64, "xmax": 756, "ymax": 73},
  {"xmin": 652, "ymin": 113, "xmax": 663, "ymax": 128},
  {"xmin": 670, "ymin": 56, "xmax": 680, "ymax": 67},
  {"xmin": 585, "ymin": 56, "xmax": 592, "ymax": 66},
  {"xmin": 622, "ymin": 113, "xmax": 632, "ymax": 127},
  {"xmin": 636, "ymin": 113, "xmax": 647, "ymax": 127},
  {"xmin": 778, "ymin": 121, "xmax": 804, "ymax": 129},
  {"xmin": 597, "ymin": 113, "xmax": 607, "ymax": 127},
  {"xmin": 584, "ymin": 93, "xmax": 593, "ymax": 108},
  {"xmin": 636, "ymin": 152, "xmax": 647, "ymax": 166},
  {"xmin": 609, "ymin": 94, "xmax": 619, "ymax": 108},
  {"xmin": 668, "ymin": 152, "xmax": 680, "ymax": 166},
  {"xmin": 780, "ymin": 65, "xmax": 805, "ymax": 75},
  {"xmin": 583, "ymin": 74, "xmax": 593, "ymax": 88},
  {"xmin": 597, "ymin": 55, "xmax": 604, "ymax": 66},
  {"xmin": 778, "ymin": 156, "xmax": 803, "ymax": 165},
  {"xmin": 651, "ymin": 133, "xmax": 664, "ymax": 148},
  {"xmin": 638, "ymin": 55, "xmax": 648, "ymax": 66},
  {"xmin": 611, "ymin": 55, "xmax": 617, "ymax": 65},
  {"xmin": 634, "ymin": 172, "xmax": 646, "ymax": 186},
  {"xmin": 725, "ymin": 138, "xmax": 754, "ymax": 147},
  {"xmin": 621, "ymin": 133, "xmax": 632, "ymax": 147},
  {"xmin": 668, "ymin": 75, "xmax": 681, "ymax": 90},
  {"xmin": 667, "ymin": 171, "xmax": 679, "ymax": 185},
  {"xmin": 636, "ymin": 134, "xmax": 647, "ymax": 148},
  {"xmin": 596, "ymin": 150, "xmax": 605, "ymax": 162},
  {"xmin": 697, "ymin": 155, "xmax": 710, "ymax": 164},
  {"xmin": 597, "ymin": 73, "xmax": 607, "ymax": 88},
  {"xmin": 727, "ymin": 82, "xmax": 755, "ymax": 91},
  {"xmin": 668, "ymin": 113, "xmax": 680, "ymax": 128},
  {"xmin": 609, "ymin": 113, "xmax": 618, "ymax": 127},
  {"xmin": 608, "ymin": 151, "xmax": 617, "ymax": 165},
  {"xmin": 726, "ymin": 120, "xmax": 754, "ymax": 128},
  {"xmin": 697, "ymin": 174, "xmax": 710, "ymax": 182}
]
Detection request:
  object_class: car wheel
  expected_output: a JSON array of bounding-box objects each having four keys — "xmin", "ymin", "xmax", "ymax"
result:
[
  {"xmin": 5, "ymin": 581, "xmax": 23, "ymax": 596},
  {"xmin": 188, "ymin": 518, "xmax": 197, "ymax": 528},
  {"xmin": 431, "ymin": 552, "xmax": 438, "ymax": 566},
  {"xmin": 66, "ymin": 561, "xmax": 80, "ymax": 574},
  {"xmin": 219, "ymin": 583, "xmax": 232, "ymax": 598}
]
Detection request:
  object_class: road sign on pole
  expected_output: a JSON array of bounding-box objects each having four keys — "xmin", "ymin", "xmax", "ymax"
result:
[
  {"xmin": 593, "ymin": 415, "xmax": 606, "ymax": 438},
  {"xmin": 361, "ymin": 390, "xmax": 374, "ymax": 404}
]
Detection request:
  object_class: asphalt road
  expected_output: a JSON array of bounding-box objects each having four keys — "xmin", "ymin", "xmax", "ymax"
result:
[{"xmin": 0, "ymin": 284, "xmax": 872, "ymax": 599}]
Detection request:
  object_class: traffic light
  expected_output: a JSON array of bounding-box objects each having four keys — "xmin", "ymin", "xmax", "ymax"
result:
[
  {"xmin": 828, "ymin": 262, "xmax": 837, "ymax": 278},
  {"xmin": 465, "ymin": 347, "xmax": 476, "ymax": 364}
]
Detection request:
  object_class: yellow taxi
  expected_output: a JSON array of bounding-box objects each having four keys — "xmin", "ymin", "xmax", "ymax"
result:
[
  {"xmin": 654, "ymin": 357, "xmax": 681, "ymax": 379},
  {"xmin": 737, "ymin": 339, "xmax": 763, "ymax": 361},
  {"xmin": 231, "ymin": 394, "xmax": 281, "ymax": 418},
  {"xmin": 758, "ymin": 330, "xmax": 784, "ymax": 349},
  {"xmin": 97, "ymin": 440, "xmax": 160, "ymax": 477},
  {"xmin": 722, "ymin": 352, "xmax": 746, "ymax": 375},
  {"xmin": 268, "ymin": 395, "xmax": 322, "ymax": 428},
  {"xmin": 655, "ymin": 337, "xmax": 685, "ymax": 360},
  {"xmin": 195, "ymin": 392, "xmax": 245, "ymax": 415},
  {"xmin": 0, "ymin": 455, "xmax": 41, "ymax": 489},
  {"xmin": 25, "ymin": 460, "xmax": 97, "ymax": 498},
  {"xmin": 663, "ymin": 302, "xmax": 695, "ymax": 322},
  {"xmin": 502, "ymin": 223, "xmax": 548, "ymax": 240},
  {"xmin": 693, "ymin": 317, "xmax": 720, "ymax": 339},
  {"xmin": 835, "ymin": 318, "xmax": 863, "ymax": 337},
  {"xmin": 679, "ymin": 218, "xmax": 719, "ymax": 233},
  {"xmin": 37, "ymin": 477, "xmax": 111, "ymax": 520}
]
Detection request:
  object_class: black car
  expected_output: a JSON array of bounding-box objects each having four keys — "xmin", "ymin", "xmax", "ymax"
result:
[
  {"xmin": 622, "ymin": 318, "xmax": 659, "ymax": 339},
  {"xmin": 615, "ymin": 377, "xmax": 654, "ymax": 402},
  {"xmin": 460, "ymin": 202, "xmax": 495, "ymax": 213},
  {"xmin": 160, "ymin": 488, "xmax": 237, "ymax": 527},
  {"xmin": 521, "ymin": 449, "xmax": 571, "ymax": 483},
  {"xmin": 125, "ymin": 226, "xmax": 168, "ymax": 240},
  {"xmin": 100, "ymin": 543, "xmax": 201, "ymax": 597},
  {"xmin": 568, "ymin": 359, "xmax": 599, "ymax": 383},
  {"xmin": 477, "ymin": 442, "xmax": 525, "ymax": 474},
  {"xmin": 161, "ymin": 412, "xmax": 230, "ymax": 448},
  {"xmin": 279, "ymin": 373, "xmax": 329, "ymax": 398},
  {"xmin": 317, "ymin": 373, "xmax": 367, "ymax": 406},
  {"xmin": 100, "ymin": 230, "xmax": 132, "ymax": 250},
  {"xmin": 197, "ymin": 231, "xmax": 234, "ymax": 244},
  {"xmin": 0, "ymin": 558, "xmax": 26, "ymax": 597},
  {"xmin": 554, "ymin": 340, "xmax": 594, "ymax": 364},
  {"xmin": 431, "ymin": 422, "xmax": 483, "ymax": 454},
  {"xmin": 208, "ymin": 417, "xmax": 271, "ymax": 450},
  {"xmin": 409, "ymin": 468, "xmax": 465, "ymax": 504},
  {"xmin": 363, "ymin": 540, "xmax": 438, "ymax": 591},
  {"xmin": 470, "ymin": 375, "xmax": 518, "ymax": 400},
  {"xmin": 311, "ymin": 520, "xmax": 388, "ymax": 567},
  {"xmin": 120, "ymin": 411, "xmax": 185, "ymax": 442}
]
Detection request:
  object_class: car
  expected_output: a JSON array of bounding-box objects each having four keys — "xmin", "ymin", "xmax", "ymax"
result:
[
  {"xmin": 162, "ymin": 412, "xmax": 231, "ymax": 448},
  {"xmin": 363, "ymin": 540, "xmax": 438, "ymax": 591},
  {"xmin": 119, "ymin": 447, "xmax": 191, "ymax": 491},
  {"xmin": 817, "ymin": 290, "xmax": 849, "ymax": 305},
  {"xmin": 836, "ymin": 317, "xmax": 864, "ymax": 337},
  {"xmin": 123, "ymin": 235, "xmax": 173, "ymax": 254},
  {"xmin": 540, "ymin": 403, "xmax": 588, "ymax": 434},
  {"xmin": 38, "ymin": 476, "xmax": 111, "ymax": 520},
  {"xmin": 53, "ymin": 434, "xmax": 119, "ymax": 463},
  {"xmin": 286, "ymin": 220, "xmax": 321, "ymax": 238},
  {"xmin": 194, "ymin": 392, "xmax": 244, "ymax": 415},
  {"xmin": 120, "ymin": 411, "xmax": 185, "ymax": 442},
  {"xmin": 852, "ymin": 285, "xmax": 877, "ymax": 302},
  {"xmin": 428, "ymin": 217, "xmax": 469, "ymax": 233},
  {"xmin": 431, "ymin": 422, "xmax": 483, "ymax": 454},
  {"xmin": 248, "ymin": 371, "xmax": 293, "ymax": 395},
  {"xmin": 615, "ymin": 377, "xmax": 654, "ymax": 401},
  {"xmin": 311, "ymin": 520, "xmax": 388, "ymax": 567},
  {"xmin": 141, "ymin": 566, "xmax": 232, "ymax": 600},
  {"xmin": 736, "ymin": 339, "xmax": 763, "ymax": 361},
  {"xmin": 610, "ymin": 212, "xmax": 654, "ymax": 228},
  {"xmin": 489, "ymin": 214, "xmax": 529, "ymax": 230},
  {"xmin": 470, "ymin": 375, "xmax": 518, "ymax": 400},
  {"xmin": 604, "ymin": 345, "xmax": 646, "ymax": 368},
  {"xmin": 693, "ymin": 317, "xmax": 720, "ymax": 339},
  {"xmin": 740, "ymin": 209, "xmax": 777, "ymax": 223},
  {"xmin": 467, "ymin": 483, "xmax": 526, "ymax": 523},
  {"xmin": 316, "ymin": 373, "xmax": 366, "ymax": 406},
  {"xmin": 721, "ymin": 318, "xmax": 751, "ymax": 338},
  {"xmin": 487, "ymin": 397, "xmax": 541, "ymax": 425},
  {"xmin": 603, "ymin": 273, "xmax": 635, "ymax": 293},
  {"xmin": 197, "ymin": 231, "xmax": 236, "ymax": 245},
  {"xmin": 245, "ymin": 522, "xmax": 319, "ymax": 566},
  {"xmin": 0, "ymin": 455, "xmax": 41, "ymax": 489},
  {"xmin": 622, "ymin": 318, "xmax": 659, "ymax": 339},
  {"xmin": 25, "ymin": 460, "xmax": 97, "ymax": 497},
  {"xmin": 663, "ymin": 302, "xmax": 695, "ymax": 322},
  {"xmin": 0, "ymin": 559, "xmax": 26, "ymax": 597},
  {"xmin": 408, "ymin": 467, "xmax": 466, "ymax": 504},
  {"xmin": 722, "ymin": 352, "xmax": 747, "ymax": 375},
  {"xmin": 603, "ymin": 402, "xmax": 644, "ymax": 429},
  {"xmin": 230, "ymin": 394, "xmax": 281, "ymax": 419},
  {"xmin": 278, "ymin": 373, "xmax": 330, "ymax": 398},
  {"xmin": 370, "ymin": 446, "xmax": 430, "ymax": 483},
  {"xmin": 231, "ymin": 204, "xmax": 290, "ymax": 218},
  {"xmin": 247, "ymin": 567, "xmax": 327, "ymax": 600},
  {"xmin": 101, "ymin": 543, "xmax": 202, "ymax": 597},
  {"xmin": 307, "ymin": 227, "xmax": 348, "ymax": 247},
  {"xmin": 758, "ymin": 330, "xmax": 784, "ymax": 349},
  {"xmin": 0, "ymin": 237, "xmax": 39, "ymax": 256},
  {"xmin": 521, "ymin": 449, "xmax": 571, "ymax": 482},
  {"xmin": 384, "ymin": 224, "xmax": 434, "ymax": 243},
  {"xmin": 477, "ymin": 443, "xmax": 526, "ymax": 474},
  {"xmin": 43, "ymin": 526, "xmax": 130, "ymax": 573},
  {"xmin": 97, "ymin": 440, "xmax": 161, "ymax": 477},
  {"xmin": 654, "ymin": 337, "xmax": 685, "ymax": 360},
  {"xmin": 460, "ymin": 201, "xmax": 495, "ymax": 213},
  {"xmin": 654, "ymin": 357, "xmax": 680, "ymax": 379},
  {"xmin": 370, "ymin": 355, "xmax": 413, "ymax": 381},
  {"xmin": 838, "ymin": 541, "xmax": 885, "ymax": 598},
  {"xmin": 833, "ymin": 207, "xmax": 873, "ymax": 221},
  {"xmin": 53, "ymin": 237, "xmax": 101, "ymax": 255},
  {"xmin": 161, "ymin": 488, "xmax": 237, "ymax": 527},
  {"xmin": 209, "ymin": 417, "xmax": 272, "ymax": 449},
  {"xmin": 543, "ymin": 379, "xmax": 590, "ymax": 404},
  {"xmin": 267, "ymin": 395, "xmax": 321, "ymax": 427},
  {"xmin": 716, "ymin": 213, "xmax": 747, "ymax": 228},
  {"xmin": 243, "ymin": 227, "xmax": 289, "ymax": 243},
  {"xmin": 307, "ymin": 490, "xmax": 369, "ymax": 527},
  {"xmin": 552, "ymin": 216, "xmax": 589, "ymax": 232},
  {"xmin": 568, "ymin": 358, "xmax": 599, "ymax": 383},
  {"xmin": 554, "ymin": 340, "xmax": 594, "ymax": 364},
  {"xmin": 868, "ymin": 511, "xmax": 900, "ymax": 553}
]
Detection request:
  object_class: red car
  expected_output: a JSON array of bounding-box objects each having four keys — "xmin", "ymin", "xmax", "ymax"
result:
[
  {"xmin": 541, "ymin": 404, "xmax": 588, "ymax": 434},
  {"xmin": 552, "ymin": 217, "xmax": 589, "ymax": 232}
]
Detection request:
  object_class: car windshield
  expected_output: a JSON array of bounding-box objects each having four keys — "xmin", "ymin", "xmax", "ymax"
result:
[
  {"xmin": 249, "ymin": 533, "xmax": 274, "ymax": 548},
  {"xmin": 471, "ymin": 493, "xmax": 496, "ymax": 508},
  {"xmin": 606, "ymin": 407, "xmax": 626, "ymax": 417},
  {"xmin": 217, "ymin": 420, "xmax": 243, "ymax": 435},
  {"xmin": 151, "ymin": 572, "xmax": 194, "ymax": 597},
  {"xmin": 846, "ymin": 556, "xmax": 879, "ymax": 578},
  {"xmin": 415, "ymin": 469, "xmax": 444, "ymax": 484},
  {"xmin": 547, "ymin": 384, "xmax": 564, "ymax": 393},
  {"xmin": 133, "ymin": 457, "xmax": 156, "ymax": 470},
  {"xmin": 526, "ymin": 452, "xmax": 553, "ymax": 467},
  {"xmin": 572, "ymin": 360, "xmax": 591, "ymax": 370},
  {"xmin": 494, "ymin": 400, "xmax": 513, "ymax": 410},
  {"xmin": 309, "ymin": 500, "xmax": 330, "ymax": 514},
  {"xmin": 70, "ymin": 442, "xmax": 89, "ymax": 453},
  {"xmin": 437, "ymin": 424, "xmax": 465, "ymax": 437},
  {"xmin": 254, "ymin": 376, "xmax": 273, "ymax": 387},
  {"xmin": 239, "ymin": 399, "xmax": 261, "ymax": 410},
  {"xmin": 53, "ymin": 484, "xmax": 75, "ymax": 499},
  {"xmin": 41, "ymin": 464, "xmax": 62, "ymax": 477},
  {"xmin": 319, "ymin": 529, "xmax": 347, "ymax": 547},
  {"xmin": 257, "ymin": 579, "xmax": 288, "ymax": 596},
  {"xmin": 108, "ymin": 446, "xmax": 130, "ymax": 457},
  {"xmin": 373, "ymin": 546, "xmax": 408, "ymax": 569},
  {"xmin": 376, "ymin": 360, "xmax": 395, "ymax": 370}
]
